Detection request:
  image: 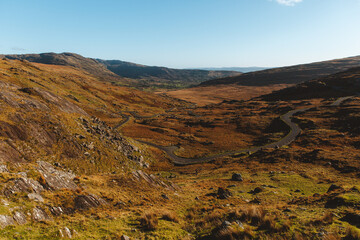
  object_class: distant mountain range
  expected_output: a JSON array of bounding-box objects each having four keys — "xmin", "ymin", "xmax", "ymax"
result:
[
  {"xmin": 199, "ymin": 55, "xmax": 360, "ymax": 87},
  {"xmin": 0, "ymin": 53, "xmax": 240, "ymax": 90},
  {"xmin": 193, "ymin": 67, "xmax": 268, "ymax": 73}
]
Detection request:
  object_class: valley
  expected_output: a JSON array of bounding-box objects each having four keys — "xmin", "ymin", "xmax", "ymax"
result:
[{"xmin": 0, "ymin": 55, "xmax": 359, "ymax": 240}]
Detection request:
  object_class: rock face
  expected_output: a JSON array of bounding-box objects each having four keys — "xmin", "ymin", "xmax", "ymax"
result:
[
  {"xmin": 4, "ymin": 177, "xmax": 44, "ymax": 197},
  {"xmin": 231, "ymin": 173, "xmax": 243, "ymax": 182},
  {"xmin": 132, "ymin": 170, "xmax": 177, "ymax": 191},
  {"xmin": 37, "ymin": 161, "xmax": 77, "ymax": 191},
  {"xmin": 74, "ymin": 194, "xmax": 106, "ymax": 210}
]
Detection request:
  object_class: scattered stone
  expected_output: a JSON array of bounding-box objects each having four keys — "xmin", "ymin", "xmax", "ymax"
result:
[
  {"xmin": 249, "ymin": 187, "xmax": 264, "ymax": 195},
  {"xmin": 217, "ymin": 187, "xmax": 232, "ymax": 199},
  {"xmin": 231, "ymin": 173, "xmax": 243, "ymax": 182}
]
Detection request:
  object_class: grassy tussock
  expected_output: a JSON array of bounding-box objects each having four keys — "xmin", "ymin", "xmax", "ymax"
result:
[{"xmin": 139, "ymin": 212, "xmax": 158, "ymax": 231}]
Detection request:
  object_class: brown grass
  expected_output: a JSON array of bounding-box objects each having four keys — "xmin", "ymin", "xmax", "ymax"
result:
[
  {"xmin": 344, "ymin": 226, "xmax": 360, "ymax": 240},
  {"xmin": 161, "ymin": 84, "xmax": 293, "ymax": 106},
  {"xmin": 161, "ymin": 211, "xmax": 179, "ymax": 223},
  {"xmin": 139, "ymin": 212, "xmax": 158, "ymax": 231}
]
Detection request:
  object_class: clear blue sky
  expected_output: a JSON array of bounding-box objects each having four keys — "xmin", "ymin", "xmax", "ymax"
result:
[{"xmin": 0, "ymin": 0, "xmax": 359, "ymax": 68}]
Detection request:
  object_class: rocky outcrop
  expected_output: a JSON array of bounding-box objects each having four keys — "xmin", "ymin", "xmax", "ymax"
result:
[
  {"xmin": 132, "ymin": 170, "xmax": 177, "ymax": 191},
  {"xmin": 32, "ymin": 207, "xmax": 53, "ymax": 222},
  {"xmin": 37, "ymin": 161, "xmax": 77, "ymax": 191},
  {"xmin": 0, "ymin": 215, "xmax": 15, "ymax": 229},
  {"xmin": 3, "ymin": 177, "xmax": 44, "ymax": 197},
  {"xmin": 74, "ymin": 194, "xmax": 106, "ymax": 210}
]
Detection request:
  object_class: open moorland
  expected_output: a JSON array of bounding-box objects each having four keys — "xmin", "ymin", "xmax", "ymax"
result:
[{"xmin": 0, "ymin": 56, "xmax": 359, "ymax": 240}]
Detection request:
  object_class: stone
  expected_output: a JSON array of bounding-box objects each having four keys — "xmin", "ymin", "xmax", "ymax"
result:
[
  {"xmin": 249, "ymin": 187, "xmax": 264, "ymax": 195},
  {"xmin": 59, "ymin": 227, "xmax": 72, "ymax": 238},
  {"xmin": 0, "ymin": 215, "xmax": 15, "ymax": 228},
  {"xmin": 74, "ymin": 194, "xmax": 106, "ymax": 210},
  {"xmin": 37, "ymin": 161, "xmax": 77, "ymax": 191},
  {"xmin": 28, "ymin": 193, "xmax": 44, "ymax": 202},
  {"xmin": 4, "ymin": 177, "xmax": 44, "ymax": 197},
  {"xmin": 231, "ymin": 173, "xmax": 243, "ymax": 182},
  {"xmin": 32, "ymin": 207, "xmax": 52, "ymax": 222},
  {"xmin": 0, "ymin": 164, "xmax": 9, "ymax": 173},
  {"xmin": 49, "ymin": 206, "xmax": 65, "ymax": 216},
  {"xmin": 13, "ymin": 211, "xmax": 27, "ymax": 225},
  {"xmin": 217, "ymin": 187, "xmax": 232, "ymax": 199},
  {"xmin": 121, "ymin": 235, "xmax": 130, "ymax": 240}
]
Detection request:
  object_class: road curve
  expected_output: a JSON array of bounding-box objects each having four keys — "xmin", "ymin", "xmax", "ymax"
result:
[{"xmin": 121, "ymin": 97, "xmax": 353, "ymax": 165}]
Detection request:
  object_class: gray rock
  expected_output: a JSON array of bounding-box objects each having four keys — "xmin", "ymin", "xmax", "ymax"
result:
[
  {"xmin": 74, "ymin": 194, "xmax": 106, "ymax": 210},
  {"xmin": 0, "ymin": 215, "xmax": 15, "ymax": 228},
  {"xmin": 32, "ymin": 207, "xmax": 52, "ymax": 222},
  {"xmin": 231, "ymin": 173, "xmax": 243, "ymax": 182},
  {"xmin": 59, "ymin": 227, "xmax": 72, "ymax": 238},
  {"xmin": 49, "ymin": 206, "xmax": 65, "ymax": 216},
  {"xmin": 37, "ymin": 161, "xmax": 77, "ymax": 191},
  {"xmin": 4, "ymin": 177, "xmax": 44, "ymax": 197},
  {"xmin": 28, "ymin": 193, "xmax": 44, "ymax": 202},
  {"xmin": 13, "ymin": 211, "xmax": 27, "ymax": 225},
  {"xmin": 121, "ymin": 235, "xmax": 130, "ymax": 240},
  {"xmin": 0, "ymin": 164, "xmax": 9, "ymax": 173}
]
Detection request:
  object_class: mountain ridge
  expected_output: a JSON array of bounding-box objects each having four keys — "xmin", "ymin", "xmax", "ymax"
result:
[{"xmin": 199, "ymin": 55, "xmax": 360, "ymax": 87}]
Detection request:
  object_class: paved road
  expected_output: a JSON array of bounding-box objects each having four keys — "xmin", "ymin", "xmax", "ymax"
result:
[{"xmin": 117, "ymin": 96, "xmax": 353, "ymax": 165}]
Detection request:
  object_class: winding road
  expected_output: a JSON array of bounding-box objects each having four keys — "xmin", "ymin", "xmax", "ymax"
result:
[{"xmin": 116, "ymin": 96, "xmax": 354, "ymax": 165}]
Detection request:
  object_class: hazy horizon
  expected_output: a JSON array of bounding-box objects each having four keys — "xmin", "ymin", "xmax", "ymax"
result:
[{"xmin": 0, "ymin": 0, "xmax": 359, "ymax": 68}]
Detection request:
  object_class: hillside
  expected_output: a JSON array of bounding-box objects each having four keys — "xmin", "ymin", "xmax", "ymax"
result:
[
  {"xmin": 260, "ymin": 67, "xmax": 360, "ymax": 101},
  {"xmin": 0, "ymin": 53, "xmax": 241, "ymax": 90},
  {"xmin": 97, "ymin": 59, "xmax": 241, "ymax": 89},
  {"xmin": 200, "ymin": 55, "xmax": 360, "ymax": 87},
  {"xmin": 0, "ymin": 58, "xmax": 360, "ymax": 239}
]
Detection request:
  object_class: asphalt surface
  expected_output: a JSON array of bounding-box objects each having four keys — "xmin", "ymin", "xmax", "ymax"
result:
[{"xmin": 117, "ymin": 96, "xmax": 353, "ymax": 165}]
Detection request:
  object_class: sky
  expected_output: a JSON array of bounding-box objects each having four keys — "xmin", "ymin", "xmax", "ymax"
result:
[{"xmin": 0, "ymin": 0, "xmax": 359, "ymax": 68}]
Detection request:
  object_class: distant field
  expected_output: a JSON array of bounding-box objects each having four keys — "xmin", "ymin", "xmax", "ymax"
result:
[{"xmin": 161, "ymin": 84, "xmax": 293, "ymax": 105}]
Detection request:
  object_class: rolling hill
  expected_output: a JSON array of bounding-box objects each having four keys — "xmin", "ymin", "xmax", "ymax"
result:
[
  {"xmin": 199, "ymin": 55, "xmax": 360, "ymax": 87},
  {"xmin": 0, "ymin": 53, "xmax": 241, "ymax": 90},
  {"xmin": 260, "ymin": 67, "xmax": 360, "ymax": 101}
]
